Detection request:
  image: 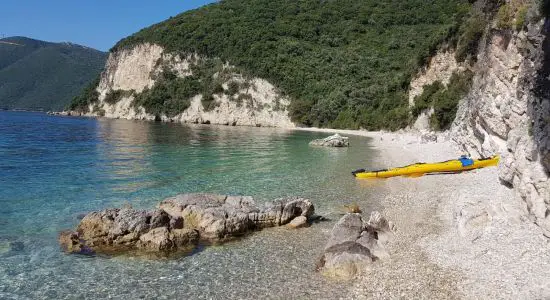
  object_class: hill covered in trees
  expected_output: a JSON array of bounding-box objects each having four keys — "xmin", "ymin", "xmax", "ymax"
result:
[
  {"xmin": 78, "ymin": 0, "xmax": 477, "ymax": 129},
  {"xmin": 0, "ymin": 37, "xmax": 106, "ymax": 111}
]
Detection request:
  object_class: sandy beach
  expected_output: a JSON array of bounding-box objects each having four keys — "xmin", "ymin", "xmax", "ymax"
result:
[{"xmin": 297, "ymin": 127, "xmax": 550, "ymax": 299}]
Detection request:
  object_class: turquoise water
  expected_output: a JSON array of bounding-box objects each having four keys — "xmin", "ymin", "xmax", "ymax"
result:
[{"xmin": 0, "ymin": 111, "xmax": 385, "ymax": 299}]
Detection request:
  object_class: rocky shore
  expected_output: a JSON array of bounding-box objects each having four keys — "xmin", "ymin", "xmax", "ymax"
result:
[
  {"xmin": 59, "ymin": 193, "xmax": 314, "ymax": 255},
  {"xmin": 298, "ymin": 127, "xmax": 550, "ymax": 299}
]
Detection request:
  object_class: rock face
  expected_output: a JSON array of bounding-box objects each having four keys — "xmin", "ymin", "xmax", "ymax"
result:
[
  {"xmin": 409, "ymin": 49, "xmax": 466, "ymax": 131},
  {"xmin": 59, "ymin": 194, "xmax": 315, "ymax": 255},
  {"xmin": 309, "ymin": 134, "xmax": 350, "ymax": 147},
  {"xmin": 81, "ymin": 43, "xmax": 295, "ymax": 128},
  {"xmin": 451, "ymin": 19, "xmax": 550, "ymax": 235},
  {"xmin": 409, "ymin": 49, "xmax": 465, "ymax": 107},
  {"xmin": 317, "ymin": 211, "xmax": 394, "ymax": 280}
]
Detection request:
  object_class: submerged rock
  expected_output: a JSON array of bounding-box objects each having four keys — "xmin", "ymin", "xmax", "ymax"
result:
[
  {"xmin": 309, "ymin": 134, "xmax": 350, "ymax": 147},
  {"xmin": 317, "ymin": 211, "xmax": 394, "ymax": 280},
  {"xmin": 287, "ymin": 216, "xmax": 308, "ymax": 229},
  {"xmin": 59, "ymin": 193, "xmax": 315, "ymax": 256}
]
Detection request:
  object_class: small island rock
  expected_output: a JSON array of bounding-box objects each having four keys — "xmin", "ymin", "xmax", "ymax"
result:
[{"xmin": 309, "ymin": 134, "xmax": 350, "ymax": 147}]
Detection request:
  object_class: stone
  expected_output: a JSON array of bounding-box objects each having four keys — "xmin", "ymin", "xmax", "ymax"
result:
[
  {"xmin": 60, "ymin": 194, "xmax": 316, "ymax": 256},
  {"xmin": 159, "ymin": 193, "xmax": 313, "ymax": 240},
  {"xmin": 170, "ymin": 229, "xmax": 199, "ymax": 248},
  {"xmin": 150, "ymin": 209, "xmax": 172, "ymax": 229},
  {"xmin": 58, "ymin": 230, "xmax": 95, "ymax": 255},
  {"xmin": 317, "ymin": 212, "xmax": 393, "ymax": 280},
  {"xmin": 287, "ymin": 216, "xmax": 308, "ymax": 229},
  {"xmin": 137, "ymin": 227, "xmax": 173, "ymax": 251},
  {"xmin": 420, "ymin": 131, "xmax": 438, "ymax": 143},
  {"xmin": 309, "ymin": 134, "xmax": 350, "ymax": 147}
]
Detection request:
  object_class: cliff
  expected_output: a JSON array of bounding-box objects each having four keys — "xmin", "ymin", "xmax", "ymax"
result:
[
  {"xmin": 452, "ymin": 17, "xmax": 550, "ymax": 235},
  {"xmin": 408, "ymin": 2, "xmax": 549, "ymax": 235},
  {"xmin": 81, "ymin": 43, "xmax": 294, "ymax": 128}
]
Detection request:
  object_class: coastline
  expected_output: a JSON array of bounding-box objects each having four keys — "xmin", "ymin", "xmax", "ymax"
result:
[
  {"xmin": 298, "ymin": 127, "xmax": 550, "ymax": 298},
  {"xmin": 15, "ymin": 112, "xmax": 550, "ymax": 297}
]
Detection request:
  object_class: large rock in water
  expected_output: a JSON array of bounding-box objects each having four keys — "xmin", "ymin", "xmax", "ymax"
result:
[
  {"xmin": 317, "ymin": 211, "xmax": 394, "ymax": 280},
  {"xmin": 158, "ymin": 194, "xmax": 314, "ymax": 240},
  {"xmin": 59, "ymin": 194, "xmax": 314, "ymax": 255},
  {"xmin": 309, "ymin": 134, "xmax": 350, "ymax": 147}
]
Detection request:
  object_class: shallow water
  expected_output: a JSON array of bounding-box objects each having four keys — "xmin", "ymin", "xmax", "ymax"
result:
[{"xmin": 0, "ymin": 111, "xmax": 386, "ymax": 299}]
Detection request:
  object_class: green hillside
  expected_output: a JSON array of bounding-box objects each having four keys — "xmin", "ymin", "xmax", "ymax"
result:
[
  {"xmin": 109, "ymin": 0, "xmax": 474, "ymax": 129},
  {"xmin": 0, "ymin": 37, "xmax": 106, "ymax": 111}
]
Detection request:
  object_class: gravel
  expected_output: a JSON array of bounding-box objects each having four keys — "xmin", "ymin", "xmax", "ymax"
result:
[{"xmin": 298, "ymin": 128, "xmax": 550, "ymax": 299}]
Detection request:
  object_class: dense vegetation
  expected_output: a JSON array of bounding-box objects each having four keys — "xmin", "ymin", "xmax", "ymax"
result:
[
  {"xmin": 411, "ymin": 71, "xmax": 473, "ymax": 130},
  {"xmin": 113, "ymin": 0, "xmax": 472, "ymax": 129},
  {"xmin": 0, "ymin": 37, "xmax": 106, "ymax": 111},
  {"xmin": 133, "ymin": 58, "xmax": 251, "ymax": 117},
  {"xmin": 66, "ymin": 76, "xmax": 100, "ymax": 112}
]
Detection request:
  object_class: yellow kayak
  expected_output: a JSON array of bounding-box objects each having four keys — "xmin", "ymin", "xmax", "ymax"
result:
[{"xmin": 352, "ymin": 155, "xmax": 499, "ymax": 179}]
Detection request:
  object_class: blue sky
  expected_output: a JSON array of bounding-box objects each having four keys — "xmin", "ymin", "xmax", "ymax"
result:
[{"xmin": 0, "ymin": 1, "xmax": 216, "ymax": 51}]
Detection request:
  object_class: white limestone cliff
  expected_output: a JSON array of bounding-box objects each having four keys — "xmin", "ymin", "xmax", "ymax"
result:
[
  {"xmin": 85, "ymin": 43, "xmax": 294, "ymax": 128},
  {"xmin": 451, "ymin": 20, "xmax": 550, "ymax": 235}
]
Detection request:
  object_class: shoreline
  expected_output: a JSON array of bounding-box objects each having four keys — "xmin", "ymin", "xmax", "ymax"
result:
[
  {"xmin": 14, "ymin": 112, "xmax": 550, "ymax": 297},
  {"xmin": 299, "ymin": 127, "xmax": 550, "ymax": 298}
]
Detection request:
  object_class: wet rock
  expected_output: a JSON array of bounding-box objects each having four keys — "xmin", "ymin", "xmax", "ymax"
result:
[
  {"xmin": 137, "ymin": 227, "xmax": 174, "ymax": 251},
  {"xmin": 287, "ymin": 216, "xmax": 308, "ymax": 229},
  {"xmin": 150, "ymin": 209, "xmax": 172, "ymax": 229},
  {"xmin": 60, "ymin": 194, "xmax": 315, "ymax": 256},
  {"xmin": 58, "ymin": 231, "xmax": 95, "ymax": 255},
  {"xmin": 309, "ymin": 134, "xmax": 350, "ymax": 147},
  {"xmin": 9, "ymin": 241, "xmax": 25, "ymax": 252},
  {"xmin": 317, "ymin": 212, "xmax": 393, "ymax": 280}
]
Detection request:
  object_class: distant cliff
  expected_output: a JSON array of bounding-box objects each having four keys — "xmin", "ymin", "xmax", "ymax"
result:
[{"xmin": 0, "ymin": 36, "xmax": 106, "ymax": 111}]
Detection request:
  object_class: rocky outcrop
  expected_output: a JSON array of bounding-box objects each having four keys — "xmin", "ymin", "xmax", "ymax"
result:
[
  {"xmin": 409, "ymin": 50, "xmax": 466, "ymax": 131},
  {"xmin": 409, "ymin": 49, "xmax": 465, "ymax": 106},
  {"xmin": 82, "ymin": 43, "xmax": 294, "ymax": 127},
  {"xmin": 451, "ymin": 14, "xmax": 550, "ymax": 235},
  {"xmin": 59, "ymin": 193, "xmax": 315, "ymax": 255},
  {"xmin": 309, "ymin": 134, "xmax": 350, "ymax": 147},
  {"xmin": 317, "ymin": 211, "xmax": 394, "ymax": 280}
]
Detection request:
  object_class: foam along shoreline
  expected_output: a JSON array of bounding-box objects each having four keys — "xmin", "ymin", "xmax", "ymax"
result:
[{"xmin": 297, "ymin": 127, "xmax": 550, "ymax": 298}]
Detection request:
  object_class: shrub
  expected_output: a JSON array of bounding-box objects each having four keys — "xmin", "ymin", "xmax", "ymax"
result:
[
  {"xmin": 412, "ymin": 81, "xmax": 445, "ymax": 117},
  {"xmin": 497, "ymin": 4, "xmax": 514, "ymax": 29},
  {"xmin": 201, "ymin": 94, "xmax": 219, "ymax": 111},
  {"xmin": 67, "ymin": 76, "xmax": 100, "ymax": 112},
  {"xmin": 411, "ymin": 71, "xmax": 473, "ymax": 130},
  {"xmin": 456, "ymin": 12, "xmax": 487, "ymax": 62},
  {"xmin": 104, "ymin": 90, "xmax": 122, "ymax": 104},
  {"xmin": 514, "ymin": 4, "xmax": 529, "ymax": 30},
  {"xmin": 235, "ymin": 93, "xmax": 252, "ymax": 107},
  {"xmin": 226, "ymin": 81, "xmax": 241, "ymax": 96}
]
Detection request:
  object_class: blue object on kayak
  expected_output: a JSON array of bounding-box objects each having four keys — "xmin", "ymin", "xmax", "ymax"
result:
[{"xmin": 458, "ymin": 156, "xmax": 474, "ymax": 167}]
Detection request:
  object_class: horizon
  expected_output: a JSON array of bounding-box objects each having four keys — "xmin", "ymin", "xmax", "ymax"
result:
[{"xmin": 0, "ymin": 0, "xmax": 216, "ymax": 51}]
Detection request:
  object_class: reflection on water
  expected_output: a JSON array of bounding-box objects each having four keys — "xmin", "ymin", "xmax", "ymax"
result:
[{"xmin": 0, "ymin": 112, "xmax": 387, "ymax": 299}]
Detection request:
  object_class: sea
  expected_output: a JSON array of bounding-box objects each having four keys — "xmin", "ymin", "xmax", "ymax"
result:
[{"xmin": 0, "ymin": 111, "xmax": 388, "ymax": 299}]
